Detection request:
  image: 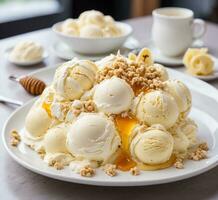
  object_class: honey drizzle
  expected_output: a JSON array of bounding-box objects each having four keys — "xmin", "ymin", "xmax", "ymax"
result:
[
  {"xmin": 114, "ymin": 115, "xmax": 138, "ymax": 171},
  {"xmin": 42, "ymin": 101, "xmax": 52, "ymax": 117}
]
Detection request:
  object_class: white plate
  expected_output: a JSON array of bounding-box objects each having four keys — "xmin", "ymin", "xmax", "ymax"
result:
[
  {"xmin": 149, "ymin": 44, "xmax": 183, "ymax": 66},
  {"xmin": 51, "ymin": 37, "xmax": 139, "ymax": 61},
  {"xmin": 5, "ymin": 47, "xmax": 48, "ymax": 66},
  {"xmin": 2, "ymin": 67, "xmax": 218, "ymax": 186}
]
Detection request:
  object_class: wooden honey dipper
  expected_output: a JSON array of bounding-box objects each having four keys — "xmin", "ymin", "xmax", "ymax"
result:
[{"xmin": 9, "ymin": 75, "xmax": 46, "ymax": 96}]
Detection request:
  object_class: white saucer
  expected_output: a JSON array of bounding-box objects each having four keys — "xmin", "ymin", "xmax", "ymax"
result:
[
  {"xmin": 2, "ymin": 66, "xmax": 218, "ymax": 186},
  {"xmin": 148, "ymin": 44, "xmax": 184, "ymax": 66},
  {"xmin": 5, "ymin": 47, "xmax": 48, "ymax": 66},
  {"xmin": 51, "ymin": 37, "xmax": 140, "ymax": 61}
]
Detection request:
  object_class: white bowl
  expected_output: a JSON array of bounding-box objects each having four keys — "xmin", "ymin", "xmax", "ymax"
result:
[{"xmin": 52, "ymin": 22, "xmax": 133, "ymax": 55}]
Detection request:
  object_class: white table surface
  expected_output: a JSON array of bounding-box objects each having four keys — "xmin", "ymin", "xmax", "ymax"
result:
[{"xmin": 0, "ymin": 16, "xmax": 218, "ymax": 200}]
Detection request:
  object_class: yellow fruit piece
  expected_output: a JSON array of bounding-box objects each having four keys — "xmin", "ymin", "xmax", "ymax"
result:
[
  {"xmin": 189, "ymin": 54, "xmax": 214, "ymax": 75},
  {"xmin": 136, "ymin": 48, "xmax": 153, "ymax": 66},
  {"xmin": 183, "ymin": 48, "xmax": 208, "ymax": 67},
  {"xmin": 128, "ymin": 52, "xmax": 137, "ymax": 61}
]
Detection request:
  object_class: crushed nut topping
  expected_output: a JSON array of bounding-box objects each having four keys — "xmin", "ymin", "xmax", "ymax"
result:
[
  {"xmin": 96, "ymin": 58, "xmax": 164, "ymax": 94},
  {"xmin": 198, "ymin": 142, "xmax": 209, "ymax": 151},
  {"xmin": 103, "ymin": 164, "xmax": 117, "ymax": 177},
  {"xmin": 37, "ymin": 148, "xmax": 46, "ymax": 159},
  {"xmin": 70, "ymin": 100, "xmax": 97, "ymax": 117},
  {"xmin": 80, "ymin": 165, "xmax": 95, "ymax": 177},
  {"xmin": 130, "ymin": 166, "xmax": 140, "ymax": 175},
  {"xmin": 48, "ymin": 160, "xmax": 64, "ymax": 170},
  {"xmin": 10, "ymin": 130, "xmax": 21, "ymax": 147},
  {"xmin": 188, "ymin": 143, "xmax": 209, "ymax": 161},
  {"xmin": 174, "ymin": 157, "xmax": 184, "ymax": 169}
]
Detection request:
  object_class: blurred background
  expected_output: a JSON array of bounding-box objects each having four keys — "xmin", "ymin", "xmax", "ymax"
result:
[{"xmin": 0, "ymin": 0, "xmax": 218, "ymax": 39}]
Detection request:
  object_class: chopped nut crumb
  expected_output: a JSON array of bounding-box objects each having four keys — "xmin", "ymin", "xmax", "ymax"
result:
[
  {"xmin": 130, "ymin": 167, "xmax": 140, "ymax": 175},
  {"xmin": 10, "ymin": 130, "xmax": 21, "ymax": 147},
  {"xmin": 103, "ymin": 164, "xmax": 117, "ymax": 177},
  {"xmin": 37, "ymin": 148, "xmax": 46, "ymax": 159},
  {"xmin": 70, "ymin": 100, "xmax": 96, "ymax": 117},
  {"xmin": 80, "ymin": 165, "xmax": 95, "ymax": 177},
  {"xmin": 48, "ymin": 160, "xmax": 64, "ymax": 170},
  {"xmin": 188, "ymin": 149, "xmax": 207, "ymax": 161},
  {"xmin": 96, "ymin": 58, "xmax": 164, "ymax": 94},
  {"xmin": 199, "ymin": 142, "xmax": 209, "ymax": 151},
  {"xmin": 84, "ymin": 100, "xmax": 96, "ymax": 112},
  {"xmin": 174, "ymin": 158, "xmax": 184, "ymax": 169},
  {"xmin": 188, "ymin": 143, "xmax": 208, "ymax": 161}
]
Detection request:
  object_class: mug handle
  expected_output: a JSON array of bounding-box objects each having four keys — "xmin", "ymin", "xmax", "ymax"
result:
[{"xmin": 192, "ymin": 18, "xmax": 206, "ymax": 39}]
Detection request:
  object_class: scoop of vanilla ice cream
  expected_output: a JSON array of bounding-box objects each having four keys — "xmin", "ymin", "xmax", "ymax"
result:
[
  {"xmin": 80, "ymin": 25, "xmax": 103, "ymax": 38},
  {"xmin": 164, "ymin": 80, "xmax": 192, "ymax": 119},
  {"xmin": 53, "ymin": 59, "xmax": 97, "ymax": 100},
  {"xmin": 25, "ymin": 105, "xmax": 52, "ymax": 138},
  {"xmin": 136, "ymin": 91, "xmax": 179, "ymax": 128},
  {"xmin": 61, "ymin": 18, "xmax": 79, "ymax": 36},
  {"xmin": 130, "ymin": 126, "xmax": 174, "ymax": 165},
  {"xmin": 78, "ymin": 10, "xmax": 105, "ymax": 27},
  {"xmin": 153, "ymin": 63, "xmax": 169, "ymax": 81},
  {"xmin": 67, "ymin": 113, "xmax": 121, "ymax": 161},
  {"xmin": 93, "ymin": 77, "xmax": 134, "ymax": 114},
  {"xmin": 103, "ymin": 25, "xmax": 121, "ymax": 37},
  {"xmin": 44, "ymin": 123, "xmax": 69, "ymax": 153},
  {"xmin": 10, "ymin": 40, "xmax": 43, "ymax": 62},
  {"xmin": 104, "ymin": 15, "xmax": 115, "ymax": 25}
]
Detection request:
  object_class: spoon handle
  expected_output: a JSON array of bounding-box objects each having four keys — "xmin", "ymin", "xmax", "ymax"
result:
[{"xmin": 0, "ymin": 96, "xmax": 23, "ymax": 106}]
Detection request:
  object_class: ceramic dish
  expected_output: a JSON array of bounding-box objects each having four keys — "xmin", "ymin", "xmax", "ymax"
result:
[
  {"xmin": 52, "ymin": 22, "xmax": 132, "ymax": 55},
  {"xmin": 3, "ymin": 66, "xmax": 218, "ymax": 186},
  {"xmin": 5, "ymin": 47, "xmax": 48, "ymax": 66},
  {"xmin": 51, "ymin": 37, "xmax": 139, "ymax": 60}
]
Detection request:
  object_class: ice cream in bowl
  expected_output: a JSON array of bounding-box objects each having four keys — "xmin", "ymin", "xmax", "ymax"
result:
[
  {"xmin": 12, "ymin": 47, "xmax": 209, "ymax": 178},
  {"xmin": 52, "ymin": 10, "xmax": 132, "ymax": 54}
]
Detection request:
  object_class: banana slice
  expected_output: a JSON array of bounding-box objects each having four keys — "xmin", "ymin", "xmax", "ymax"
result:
[
  {"xmin": 189, "ymin": 54, "xmax": 214, "ymax": 75},
  {"xmin": 183, "ymin": 48, "xmax": 208, "ymax": 67},
  {"xmin": 136, "ymin": 48, "xmax": 153, "ymax": 66},
  {"xmin": 128, "ymin": 52, "xmax": 137, "ymax": 61}
]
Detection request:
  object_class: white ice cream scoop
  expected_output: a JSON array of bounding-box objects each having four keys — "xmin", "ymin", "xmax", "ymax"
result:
[
  {"xmin": 66, "ymin": 113, "xmax": 121, "ymax": 161},
  {"xmin": 25, "ymin": 105, "xmax": 52, "ymax": 138},
  {"xmin": 163, "ymin": 79, "xmax": 192, "ymax": 119},
  {"xmin": 136, "ymin": 90, "xmax": 179, "ymax": 128},
  {"xmin": 93, "ymin": 77, "xmax": 134, "ymax": 114},
  {"xmin": 130, "ymin": 126, "xmax": 174, "ymax": 165},
  {"xmin": 53, "ymin": 59, "xmax": 97, "ymax": 100},
  {"xmin": 44, "ymin": 123, "xmax": 69, "ymax": 154}
]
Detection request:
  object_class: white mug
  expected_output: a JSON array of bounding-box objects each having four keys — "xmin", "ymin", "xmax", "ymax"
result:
[{"xmin": 152, "ymin": 7, "xmax": 206, "ymax": 57}]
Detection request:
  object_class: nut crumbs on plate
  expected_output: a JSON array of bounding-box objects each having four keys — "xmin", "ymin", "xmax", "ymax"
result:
[
  {"xmin": 80, "ymin": 165, "xmax": 95, "ymax": 177},
  {"xmin": 103, "ymin": 164, "xmax": 117, "ymax": 177},
  {"xmin": 174, "ymin": 157, "xmax": 184, "ymax": 169},
  {"xmin": 10, "ymin": 129, "xmax": 21, "ymax": 147},
  {"xmin": 188, "ymin": 143, "xmax": 209, "ymax": 161},
  {"xmin": 37, "ymin": 148, "xmax": 46, "ymax": 159},
  {"xmin": 48, "ymin": 160, "xmax": 64, "ymax": 170},
  {"xmin": 130, "ymin": 166, "xmax": 140, "ymax": 175}
]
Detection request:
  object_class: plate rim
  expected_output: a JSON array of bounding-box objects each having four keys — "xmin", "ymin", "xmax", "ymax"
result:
[{"xmin": 2, "ymin": 66, "xmax": 218, "ymax": 186}]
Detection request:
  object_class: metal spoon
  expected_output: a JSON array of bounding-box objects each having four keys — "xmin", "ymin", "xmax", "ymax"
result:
[{"xmin": 0, "ymin": 96, "xmax": 23, "ymax": 107}]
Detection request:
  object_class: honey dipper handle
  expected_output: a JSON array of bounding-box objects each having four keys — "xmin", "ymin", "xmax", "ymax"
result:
[{"xmin": 9, "ymin": 75, "xmax": 20, "ymax": 82}]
